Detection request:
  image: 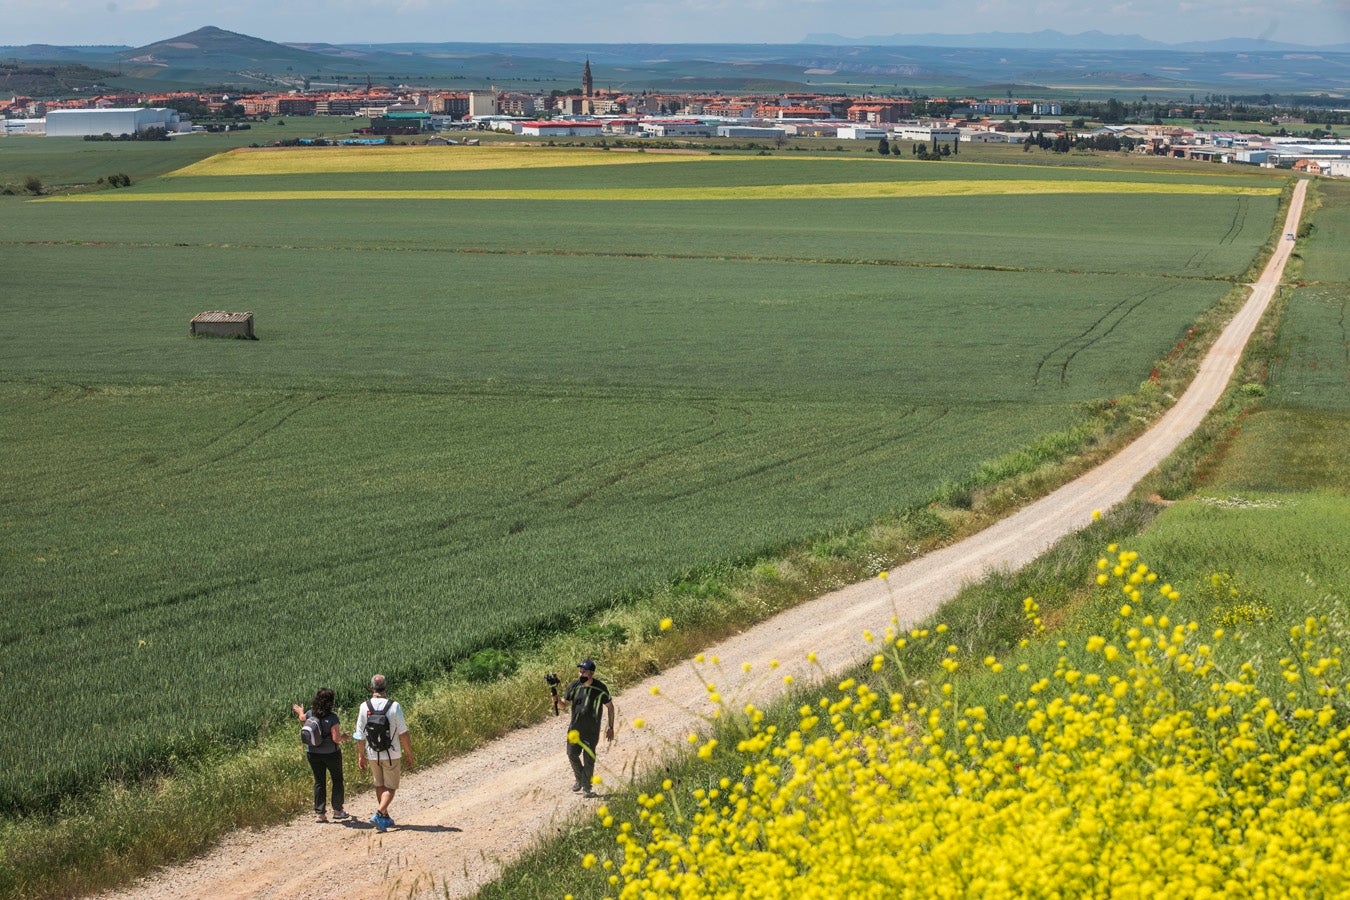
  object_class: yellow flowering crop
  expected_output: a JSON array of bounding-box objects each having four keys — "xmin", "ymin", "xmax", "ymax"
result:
[
  {"xmin": 596, "ymin": 547, "xmax": 1350, "ymax": 898},
  {"xmin": 48, "ymin": 179, "xmax": 1276, "ymax": 205},
  {"xmin": 165, "ymin": 145, "xmax": 714, "ymax": 177},
  {"xmin": 144, "ymin": 147, "xmax": 1282, "ymax": 203}
]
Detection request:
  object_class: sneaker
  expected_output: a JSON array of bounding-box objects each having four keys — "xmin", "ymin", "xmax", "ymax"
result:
[
  {"xmin": 583, "ymin": 790, "xmax": 598, "ymax": 799},
  {"xmin": 371, "ymin": 814, "xmax": 387, "ymax": 833},
  {"xmin": 315, "ymin": 814, "xmax": 328, "ymax": 823},
  {"xmin": 331, "ymin": 809, "xmax": 351, "ymax": 822},
  {"xmin": 381, "ymin": 814, "xmax": 395, "ymax": 829},
  {"xmin": 571, "ymin": 782, "xmax": 584, "ymax": 792}
]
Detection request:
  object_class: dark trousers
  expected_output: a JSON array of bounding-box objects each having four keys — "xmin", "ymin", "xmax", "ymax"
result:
[
  {"xmin": 566, "ymin": 731, "xmax": 599, "ymax": 789},
  {"xmin": 307, "ymin": 750, "xmax": 344, "ymax": 813}
]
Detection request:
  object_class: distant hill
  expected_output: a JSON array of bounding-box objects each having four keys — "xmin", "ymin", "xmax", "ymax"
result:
[
  {"xmin": 0, "ymin": 43, "xmax": 129, "ymax": 61},
  {"xmin": 800, "ymin": 29, "xmax": 1350, "ymax": 52},
  {"xmin": 4, "ymin": 27, "xmax": 1348, "ymax": 96},
  {"xmin": 117, "ymin": 26, "xmax": 347, "ymax": 71},
  {"xmin": 803, "ymin": 30, "xmax": 1168, "ymax": 51},
  {"xmin": 0, "ymin": 62, "xmax": 116, "ymax": 96}
]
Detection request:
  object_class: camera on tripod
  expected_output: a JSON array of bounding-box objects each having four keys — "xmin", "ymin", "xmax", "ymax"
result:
[{"xmin": 545, "ymin": 673, "xmax": 562, "ymax": 715}]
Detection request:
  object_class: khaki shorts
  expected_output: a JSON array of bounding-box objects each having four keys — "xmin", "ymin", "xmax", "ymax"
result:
[{"xmin": 370, "ymin": 756, "xmax": 402, "ymax": 791}]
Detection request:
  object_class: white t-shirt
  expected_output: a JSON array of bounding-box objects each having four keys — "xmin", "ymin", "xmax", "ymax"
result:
[{"xmin": 352, "ymin": 697, "xmax": 409, "ymax": 760}]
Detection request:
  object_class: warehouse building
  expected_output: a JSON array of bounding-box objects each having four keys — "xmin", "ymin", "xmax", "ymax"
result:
[
  {"xmin": 2, "ymin": 118, "xmax": 46, "ymax": 136},
  {"xmin": 715, "ymin": 125, "xmax": 786, "ymax": 139},
  {"xmin": 44, "ymin": 107, "xmax": 189, "ymax": 138},
  {"xmin": 369, "ymin": 111, "xmax": 432, "ymax": 134},
  {"xmin": 519, "ymin": 120, "xmax": 603, "ymax": 137},
  {"xmin": 892, "ymin": 125, "xmax": 962, "ymax": 144}
]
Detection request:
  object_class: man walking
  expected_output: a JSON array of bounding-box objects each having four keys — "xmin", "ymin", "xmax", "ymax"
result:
[
  {"xmin": 554, "ymin": 659, "xmax": 614, "ymax": 797},
  {"xmin": 353, "ymin": 674, "xmax": 413, "ymax": 833}
]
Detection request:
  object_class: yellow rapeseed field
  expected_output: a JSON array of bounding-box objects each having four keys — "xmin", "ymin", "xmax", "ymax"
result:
[
  {"xmin": 165, "ymin": 146, "xmax": 715, "ymax": 177},
  {"xmin": 595, "ymin": 547, "xmax": 1350, "ymax": 898},
  {"xmin": 47, "ymin": 181, "xmax": 1277, "ymax": 203}
]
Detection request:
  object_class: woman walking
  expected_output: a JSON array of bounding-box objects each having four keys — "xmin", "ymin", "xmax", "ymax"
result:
[{"xmin": 293, "ymin": 688, "xmax": 349, "ymax": 822}]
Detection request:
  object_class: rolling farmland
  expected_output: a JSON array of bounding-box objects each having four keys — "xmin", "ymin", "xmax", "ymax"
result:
[
  {"xmin": 0, "ymin": 146, "xmax": 1286, "ymax": 816},
  {"xmin": 1269, "ymin": 182, "xmax": 1350, "ymax": 412}
]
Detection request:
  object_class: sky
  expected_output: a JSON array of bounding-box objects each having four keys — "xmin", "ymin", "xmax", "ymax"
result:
[{"xmin": 4, "ymin": 0, "xmax": 1349, "ymax": 48}]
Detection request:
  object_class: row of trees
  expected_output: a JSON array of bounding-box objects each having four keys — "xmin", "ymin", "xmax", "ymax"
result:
[
  {"xmin": 81, "ymin": 127, "xmax": 171, "ymax": 142},
  {"xmin": 877, "ymin": 136, "xmax": 957, "ymax": 158}
]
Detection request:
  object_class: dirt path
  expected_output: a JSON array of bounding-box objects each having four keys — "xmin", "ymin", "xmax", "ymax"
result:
[{"xmin": 103, "ymin": 180, "xmax": 1307, "ymax": 900}]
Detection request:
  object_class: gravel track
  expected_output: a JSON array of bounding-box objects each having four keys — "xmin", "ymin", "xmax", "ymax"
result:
[{"xmin": 101, "ymin": 179, "xmax": 1307, "ymax": 900}]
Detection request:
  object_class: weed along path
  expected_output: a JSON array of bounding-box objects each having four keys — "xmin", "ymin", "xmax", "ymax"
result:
[{"xmin": 104, "ymin": 180, "xmax": 1307, "ymax": 900}]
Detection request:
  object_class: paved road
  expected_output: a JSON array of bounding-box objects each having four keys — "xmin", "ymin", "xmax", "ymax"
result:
[{"xmin": 105, "ymin": 179, "xmax": 1307, "ymax": 900}]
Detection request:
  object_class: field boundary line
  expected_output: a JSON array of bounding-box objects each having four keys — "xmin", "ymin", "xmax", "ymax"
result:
[
  {"xmin": 5, "ymin": 239, "xmax": 1243, "ymax": 282},
  {"xmin": 38, "ymin": 181, "xmax": 1280, "ymax": 203}
]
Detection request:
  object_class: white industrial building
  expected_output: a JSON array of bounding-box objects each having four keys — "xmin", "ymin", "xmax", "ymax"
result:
[
  {"xmin": 519, "ymin": 120, "xmax": 603, "ymax": 137},
  {"xmin": 2, "ymin": 118, "xmax": 46, "ymax": 136},
  {"xmin": 961, "ymin": 130, "xmax": 1025, "ymax": 143},
  {"xmin": 644, "ymin": 121, "xmax": 713, "ymax": 137},
  {"xmin": 44, "ymin": 107, "xmax": 189, "ymax": 137},
  {"xmin": 1237, "ymin": 143, "xmax": 1350, "ymax": 166},
  {"xmin": 892, "ymin": 125, "xmax": 962, "ymax": 144},
  {"xmin": 836, "ymin": 126, "xmax": 888, "ymax": 140},
  {"xmin": 715, "ymin": 125, "xmax": 786, "ymax": 138}
]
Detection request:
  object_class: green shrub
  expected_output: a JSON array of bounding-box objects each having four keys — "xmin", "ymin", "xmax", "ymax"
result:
[{"xmin": 462, "ymin": 648, "xmax": 518, "ymax": 684}]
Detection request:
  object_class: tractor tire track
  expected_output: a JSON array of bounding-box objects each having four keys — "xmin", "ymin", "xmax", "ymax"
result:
[
  {"xmin": 1057, "ymin": 285, "xmax": 1179, "ymax": 385},
  {"xmin": 652, "ymin": 407, "xmax": 946, "ymax": 504},
  {"xmin": 7, "ymin": 238, "xmax": 1232, "ymax": 283},
  {"xmin": 171, "ymin": 395, "xmax": 327, "ymax": 474},
  {"xmin": 1032, "ymin": 294, "xmax": 1136, "ymax": 386}
]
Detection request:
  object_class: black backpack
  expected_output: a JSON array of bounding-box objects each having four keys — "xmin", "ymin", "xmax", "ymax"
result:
[{"xmin": 365, "ymin": 698, "xmax": 395, "ymax": 755}]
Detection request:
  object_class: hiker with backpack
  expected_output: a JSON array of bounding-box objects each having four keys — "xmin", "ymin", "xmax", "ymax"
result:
[
  {"xmin": 353, "ymin": 674, "xmax": 413, "ymax": 833},
  {"xmin": 292, "ymin": 688, "xmax": 350, "ymax": 823}
]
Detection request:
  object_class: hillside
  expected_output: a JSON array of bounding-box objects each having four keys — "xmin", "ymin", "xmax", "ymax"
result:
[
  {"xmin": 117, "ymin": 25, "xmax": 360, "ymax": 73},
  {"xmin": 0, "ymin": 62, "xmax": 115, "ymax": 96}
]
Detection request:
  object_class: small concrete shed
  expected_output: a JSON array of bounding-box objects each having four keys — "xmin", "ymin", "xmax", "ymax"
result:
[{"xmin": 190, "ymin": 311, "xmax": 255, "ymax": 339}]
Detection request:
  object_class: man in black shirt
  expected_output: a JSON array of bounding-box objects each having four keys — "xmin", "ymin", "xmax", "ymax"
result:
[{"xmin": 554, "ymin": 659, "xmax": 614, "ymax": 797}]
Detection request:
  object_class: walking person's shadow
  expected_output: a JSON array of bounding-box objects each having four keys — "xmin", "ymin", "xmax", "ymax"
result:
[{"xmin": 342, "ymin": 820, "xmax": 461, "ymax": 833}]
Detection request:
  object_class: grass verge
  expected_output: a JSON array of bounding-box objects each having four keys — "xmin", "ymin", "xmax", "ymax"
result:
[{"xmin": 480, "ymin": 393, "xmax": 1347, "ymax": 899}]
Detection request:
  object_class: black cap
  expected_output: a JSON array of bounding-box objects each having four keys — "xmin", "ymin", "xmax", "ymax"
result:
[{"xmin": 578, "ymin": 660, "xmax": 596, "ymax": 671}]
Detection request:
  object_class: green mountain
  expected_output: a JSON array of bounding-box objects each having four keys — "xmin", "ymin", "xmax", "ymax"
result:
[{"xmin": 118, "ymin": 25, "xmax": 344, "ymax": 72}]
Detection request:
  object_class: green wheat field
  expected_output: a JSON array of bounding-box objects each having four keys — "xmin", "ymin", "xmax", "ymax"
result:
[{"xmin": 0, "ymin": 144, "xmax": 1288, "ymax": 816}]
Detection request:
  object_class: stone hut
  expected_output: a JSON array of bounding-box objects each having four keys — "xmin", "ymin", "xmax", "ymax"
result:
[{"xmin": 190, "ymin": 311, "xmax": 255, "ymax": 339}]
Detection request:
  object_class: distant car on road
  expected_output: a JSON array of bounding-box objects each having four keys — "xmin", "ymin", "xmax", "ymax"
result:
[{"xmin": 1286, "ymin": 233, "xmax": 1295, "ymax": 240}]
